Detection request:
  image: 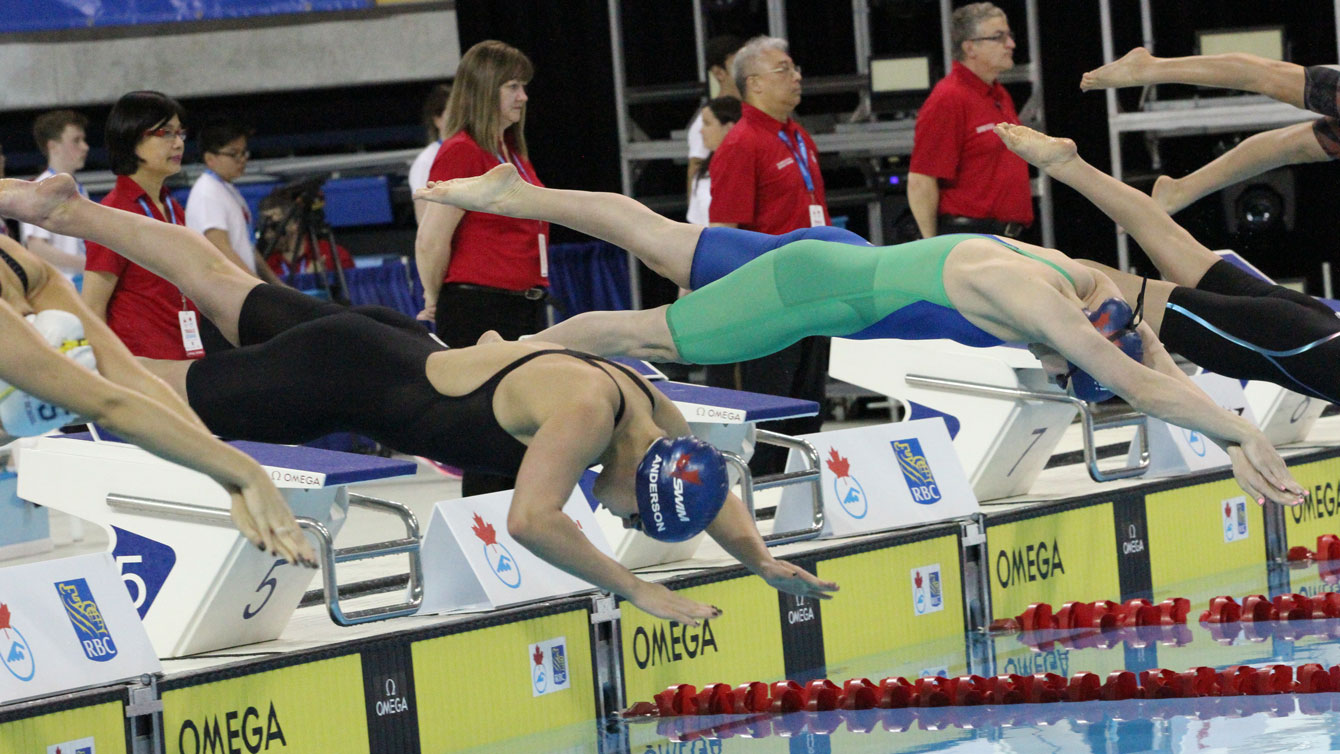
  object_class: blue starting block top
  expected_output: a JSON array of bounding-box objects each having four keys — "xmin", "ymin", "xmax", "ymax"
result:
[
  {"xmin": 654, "ymin": 381, "xmax": 819, "ymax": 424},
  {"xmin": 64, "ymin": 432, "xmax": 415, "ymax": 487}
]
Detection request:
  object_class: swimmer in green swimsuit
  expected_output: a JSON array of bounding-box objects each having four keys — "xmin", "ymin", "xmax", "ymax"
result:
[{"xmin": 415, "ymin": 141, "xmax": 1307, "ymax": 507}]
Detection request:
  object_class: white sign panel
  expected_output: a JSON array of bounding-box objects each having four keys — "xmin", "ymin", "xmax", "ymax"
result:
[
  {"xmin": 774, "ymin": 418, "xmax": 978, "ymax": 538},
  {"xmin": 418, "ymin": 487, "xmax": 614, "ymax": 614},
  {"xmin": 528, "ymin": 636, "xmax": 572, "ymax": 697},
  {"xmin": 1134, "ymin": 373, "xmax": 1258, "ymax": 478},
  {"xmin": 0, "ymin": 553, "xmax": 160, "ymax": 704}
]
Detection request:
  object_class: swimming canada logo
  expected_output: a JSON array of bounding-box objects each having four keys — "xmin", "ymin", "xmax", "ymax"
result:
[
  {"xmin": 1222, "ymin": 496, "xmax": 1249, "ymax": 543},
  {"xmin": 1180, "ymin": 428, "xmax": 1208, "ymax": 457},
  {"xmin": 46, "ymin": 737, "xmax": 95, "ymax": 754},
  {"xmin": 0, "ymin": 603, "xmax": 35, "ymax": 682},
  {"xmin": 825, "ymin": 448, "xmax": 867, "ymax": 519},
  {"xmin": 55, "ymin": 579, "xmax": 118, "ymax": 663},
  {"xmin": 644, "ymin": 452, "xmax": 701, "ymax": 535},
  {"xmin": 529, "ymin": 637, "xmax": 570, "ymax": 697},
  {"xmin": 471, "ymin": 513, "xmax": 521, "ymax": 589},
  {"xmin": 911, "ymin": 565, "xmax": 944, "ymax": 616},
  {"xmin": 892, "ymin": 439, "xmax": 941, "ymax": 504}
]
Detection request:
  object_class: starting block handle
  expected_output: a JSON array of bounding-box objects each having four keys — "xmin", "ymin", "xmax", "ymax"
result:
[
  {"xmin": 730, "ymin": 430, "xmax": 824, "ymax": 546},
  {"xmin": 904, "ymin": 374, "xmax": 1150, "ymax": 483},
  {"xmin": 307, "ymin": 493, "xmax": 424, "ymax": 626},
  {"xmin": 107, "ymin": 493, "xmax": 233, "ymax": 526}
]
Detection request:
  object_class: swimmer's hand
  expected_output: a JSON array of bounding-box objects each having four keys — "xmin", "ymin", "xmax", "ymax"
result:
[
  {"xmin": 628, "ymin": 580, "xmax": 722, "ymax": 625},
  {"xmin": 1227, "ymin": 437, "xmax": 1308, "ymax": 506},
  {"xmin": 416, "ymin": 304, "xmax": 436, "ymax": 322},
  {"xmin": 758, "ymin": 559, "xmax": 839, "ymax": 601},
  {"xmin": 229, "ymin": 476, "xmax": 319, "ymax": 568}
]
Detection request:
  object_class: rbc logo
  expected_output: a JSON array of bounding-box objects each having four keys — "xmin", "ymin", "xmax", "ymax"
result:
[
  {"xmin": 825, "ymin": 448, "xmax": 867, "ymax": 519},
  {"xmin": 0, "ymin": 603, "xmax": 35, "ymax": 682},
  {"xmin": 893, "ymin": 439, "xmax": 941, "ymax": 504},
  {"xmin": 55, "ymin": 578, "xmax": 118, "ymax": 663},
  {"xmin": 1237, "ymin": 499, "xmax": 1248, "ymax": 536},
  {"xmin": 471, "ymin": 513, "xmax": 521, "ymax": 589},
  {"xmin": 111, "ymin": 526, "xmax": 176, "ymax": 618}
]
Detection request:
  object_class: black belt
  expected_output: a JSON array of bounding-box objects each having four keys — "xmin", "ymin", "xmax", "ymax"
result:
[
  {"xmin": 938, "ymin": 214, "xmax": 1025, "ymax": 238},
  {"xmin": 443, "ymin": 282, "xmax": 549, "ymax": 301}
]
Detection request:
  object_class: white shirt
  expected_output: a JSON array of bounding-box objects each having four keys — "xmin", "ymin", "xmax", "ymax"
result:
[
  {"xmin": 687, "ymin": 174, "xmax": 712, "ymax": 226},
  {"xmin": 19, "ymin": 168, "xmax": 88, "ymax": 280},
  {"xmin": 686, "ymin": 111, "xmax": 709, "ymax": 161},
  {"xmin": 409, "ymin": 140, "xmax": 443, "ymax": 193},
  {"xmin": 185, "ymin": 170, "xmax": 257, "ymax": 274}
]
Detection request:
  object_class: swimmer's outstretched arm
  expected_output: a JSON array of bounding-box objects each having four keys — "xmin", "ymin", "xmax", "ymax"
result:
[
  {"xmin": 0, "ymin": 297, "xmax": 316, "ymax": 566},
  {"xmin": 415, "ymin": 165, "xmax": 703, "ymax": 289},
  {"xmin": 1015, "ymin": 285, "xmax": 1305, "ymax": 506}
]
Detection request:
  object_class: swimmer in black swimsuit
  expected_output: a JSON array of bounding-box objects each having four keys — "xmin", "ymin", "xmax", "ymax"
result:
[
  {"xmin": 0, "ymin": 234, "xmax": 315, "ymax": 565},
  {"xmin": 1082, "ymin": 47, "xmax": 1340, "ymax": 215},
  {"xmin": 0, "ymin": 174, "xmax": 837, "ymax": 626},
  {"xmin": 997, "ymin": 123, "xmax": 1340, "ymax": 405}
]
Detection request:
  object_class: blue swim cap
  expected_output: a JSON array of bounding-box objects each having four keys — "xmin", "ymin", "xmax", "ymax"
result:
[
  {"xmin": 635, "ymin": 436, "xmax": 728, "ymax": 542},
  {"xmin": 1063, "ymin": 298, "xmax": 1143, "ymax": 402}
]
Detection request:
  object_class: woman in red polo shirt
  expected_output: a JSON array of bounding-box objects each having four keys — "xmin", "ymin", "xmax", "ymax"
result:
[
  {"xmin": 415, "ymin": 40, "xmax": 549, "ymax": 496},
  {"xmin": 83, "ymin": 91, "xmax": 223, "ymax": 360}
]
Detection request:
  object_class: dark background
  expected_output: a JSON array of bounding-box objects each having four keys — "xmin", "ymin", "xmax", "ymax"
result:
[{"xmin": 1, "ymin": 0, "xmax": 1335, "ymax": 294}]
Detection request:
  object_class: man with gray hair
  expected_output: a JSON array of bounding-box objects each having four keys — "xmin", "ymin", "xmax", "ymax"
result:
[
  {"xmin": 908, "ymin": 2, "xmax": 1032, "ymax": 239},
  {"xmin": 705, "ymin": 34, "xmax": 831, "ymax": 475}
]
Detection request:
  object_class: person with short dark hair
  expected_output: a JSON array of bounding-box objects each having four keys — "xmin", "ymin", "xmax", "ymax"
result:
[
  {"xmin": 686, "ymin": 34, "xmax": 744, "ymax": 196},
  {"xmin": 908, "ymin": 2, "xmax": 1032, "ymax": 239},
  {"xmin": 20, "ymin": 109, "xmax": 90, "ymax": 282},
  {"xmin": 186, "ymin": 119, "xmax": 283, "ymax": 285},
  {"xmin": 82, "ymin": 91, "xmax": 225, "ymax": 360},
  {"xmin": 410, "ymin": 83, "xmax": 452, "ymax": 224}
]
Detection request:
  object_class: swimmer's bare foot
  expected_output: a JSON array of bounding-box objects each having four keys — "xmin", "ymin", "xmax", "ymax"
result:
[
  {"xmin": 1081, "ymin": 47, "xmax": 1156, "ymax": 91},
  {"xmin": 994, "ymin": 123, "xmax": 1078, "ymax": 171},
  {"xmin": 1150, "ymin": 175, "xmax": 1188, "ymax": 215},
  {"xmin": 415, "ymin": 163, "xmax": 524, "ymax": 215},
  {"xmin": 0, "ymin": 173, "xmax": 79, "ymax": 228}
]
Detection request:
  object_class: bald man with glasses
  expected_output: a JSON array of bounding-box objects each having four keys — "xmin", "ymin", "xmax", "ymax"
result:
[{"xmin": 908, "ymin": 2, "xmax": 1033, "ymax": 240}]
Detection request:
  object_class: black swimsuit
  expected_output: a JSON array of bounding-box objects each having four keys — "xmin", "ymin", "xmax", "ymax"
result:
[{"xmin": 186, "ymin": 285, "xmax": 657, "ymax": 476}]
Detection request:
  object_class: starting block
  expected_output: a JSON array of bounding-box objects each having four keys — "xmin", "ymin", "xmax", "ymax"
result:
[
  {"xmin": 830, "ymin": 337, "xmax": 1148, "ymax": 501},
  {"xmin": 1132, "ymin": 372, "xmax": 1256, "ymax": 478},
  {"xmin": 16, "ymin": 434, "xmax": 420, "ymax": 657}
]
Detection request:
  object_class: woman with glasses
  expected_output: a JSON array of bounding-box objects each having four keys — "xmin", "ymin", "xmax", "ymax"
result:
[{"xmin": 83, "ymin": 91, "xmax": 230, "ymax": 359}]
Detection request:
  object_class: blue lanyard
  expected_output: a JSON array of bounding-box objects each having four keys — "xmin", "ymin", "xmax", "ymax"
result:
[
  {"xmin": 135, "ymin": 195, "xmax": 178, "ymax": 225},
  {"xmin": 777, "ymin": 129, "xmax": 815, "ymax": 193}
]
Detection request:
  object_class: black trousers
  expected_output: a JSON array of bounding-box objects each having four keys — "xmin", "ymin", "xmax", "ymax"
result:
[
  {"xmin": 704, "ymin": 336, "xmax": 829, "ymax": 476},
  {"xmin": 435, "ymin": 284, "xmax": 547, "ymax": 496}
]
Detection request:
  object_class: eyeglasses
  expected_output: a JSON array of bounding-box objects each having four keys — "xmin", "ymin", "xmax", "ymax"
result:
[
  {"xmin": 144, "ymin": 127, "xmax": 188, "ymax": 141},
  {"xmin": 968, "ymin": 30, "xmax": 1015, "ymax": 44},
  {"xmin": 213, "ymin": 149, "xmax": 250, "ymax": 160},
  {"xmin": 752, "ymin": 63, "xmax": 802, "ymax": 78}
]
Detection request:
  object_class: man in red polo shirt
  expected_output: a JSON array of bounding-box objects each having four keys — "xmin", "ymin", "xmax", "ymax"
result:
[
  {"xmin": 908, "ymin": 2, "xmax": 1033, "ymax": 239},
  {"xmin": 707, "ymin": 35, "xmax": 831, "ymax": 474}
]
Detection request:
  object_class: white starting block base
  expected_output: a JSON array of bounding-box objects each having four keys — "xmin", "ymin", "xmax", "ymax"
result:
[
  {"xmin": 417, "ymin": 487, "xmax": 613, "ymax": 614},
  {"xmin": 1132, "ymin": 373, "xmax": 1257, "ymax": 478},
  {"xmin": 16, "ymin": 435, "xmax": 413, "ymax": 657},
  {"xmin": 0, "ymin": 470, "xmax": 52, "ymax": 561},
  {"xmin": 0, "ymin": 553, "xmax": 161, "ymax": 705},
  {"xmin": 776, "ymin": 418, "xmax": 978, "ymax": 537},
  {"xmin": 829, "ymin": 338, "xmax": 1079, "ymax": 501},
  {"xmin": 1245, "ymin": 380, "xmax": 1327, "ymax": 446}
]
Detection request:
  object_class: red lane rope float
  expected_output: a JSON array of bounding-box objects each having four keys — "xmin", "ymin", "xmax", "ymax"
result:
[
  {"xmin": 627, "ymin": 663, "xmax": 1340, "ymax": 718},
  {"xmin": 1287, "ymin": 534, "xmax": 1340, "ymax": 563},
  {"xmin": 988, "ymin": 597, "xmax": 1190, "ymax": 633}
]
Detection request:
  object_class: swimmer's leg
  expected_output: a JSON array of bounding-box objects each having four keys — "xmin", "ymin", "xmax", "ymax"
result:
[
  {"xmin": 531, "ymin": 305, "xmax": 681, "ymax": 361},
  {"xmin": 1082, "ymin": 47, "xmax": 1306, "ymax": 107}
]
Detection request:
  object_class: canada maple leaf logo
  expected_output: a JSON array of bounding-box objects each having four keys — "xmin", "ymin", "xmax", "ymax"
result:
[
  {"xmin": 471, "ymin": 513, "xmax": 499, "ymax": 546},
  {"xmin": 915, "ymin": 571, "xmax": 923, "ymax": 589},
  {"xmin": 671, "ymin": 454, "xmax": 702, "ymax": 485},
  {"xmin": 533, "ymin": 645, "xmax": 544, "ymax": 666},
  {"xmin": 1224, "ymin": 502, "xmax": 1232, "ymax": 519},
  {"xmin": 826, "ymin": 448, "xmax": 851, "ymax": 478},
  {"xmin": 0, "ymin": 603, "xmax": 11, "ymax": 635}
]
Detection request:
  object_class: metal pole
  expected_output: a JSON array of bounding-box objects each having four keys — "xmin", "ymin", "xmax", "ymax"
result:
[
  {"xmin": 1098, "ymin": 0, "xmax": 1131, "ymax": 271},
  {"xmin": 939, "ymin": 0, "xmax": 954, "ymax": 77},
  {"xmin": 692, "ymin": 0, "xmax": 707, "ymax": 83},
  {"xmin": 606, "ymin": 0, "xmax": 642, "ymax": 310},
  {"xmin": 1324, "ymin": 261, "xmax": 1334, "ymax": 298},
  {"xmin": 767, "ymin": 0, "xmax": 787, "ymax": 40},
  {"xmin": 1023, "ymin": 0, "xmax": 1054, "ymax": 248}
]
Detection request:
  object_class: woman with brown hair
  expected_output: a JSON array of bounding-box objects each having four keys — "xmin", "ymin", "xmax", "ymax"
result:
[{"xmin": 415, "ymin": 40, "xmax": 550, "ymax": 496}]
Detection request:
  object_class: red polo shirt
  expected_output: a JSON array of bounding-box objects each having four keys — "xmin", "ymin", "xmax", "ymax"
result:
[
  {"xmin": 909, "ymin": 61, "xmax": 1034, "ymax": 226},
  {"xmin": 85, "ymin": 176, "xmax": 203, "ymax": 360},
  {"xmin": 708, "ymin": 103, "xmax": 830, "ymax": 233},
  {"xmin": 428, "ymin": 131, "xmax": 549, "ymax": 290}
]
